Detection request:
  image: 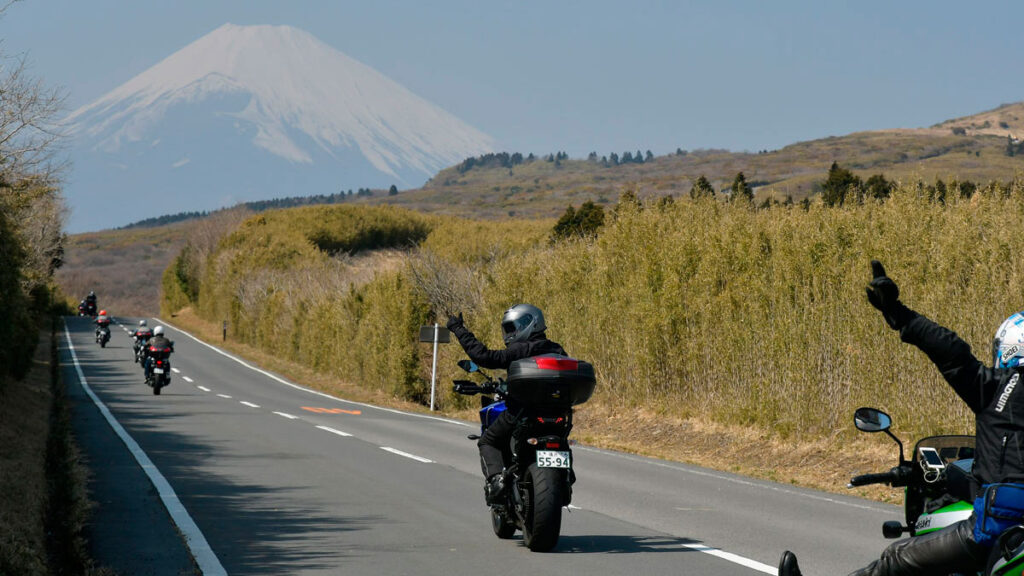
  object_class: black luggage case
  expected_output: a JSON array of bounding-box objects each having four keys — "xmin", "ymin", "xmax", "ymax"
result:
[{"xmin": 506, "ymin": 354, "xmax": 596, "ymax": 408}]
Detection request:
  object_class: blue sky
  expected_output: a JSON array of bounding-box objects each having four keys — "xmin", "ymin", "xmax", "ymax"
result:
[{"xmin": 4, "ymin": 0, "xmax": 1021, "ymax": 158}]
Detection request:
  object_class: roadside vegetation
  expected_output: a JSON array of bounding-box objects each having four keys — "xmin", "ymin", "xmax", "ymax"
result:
[
  {"xmin": 163, "ymin": 183, "xmax": 1024, "ymax": 497},
  {"xmin": 0, "ymin": 25, "xmax": 107, "ymax": 574}
]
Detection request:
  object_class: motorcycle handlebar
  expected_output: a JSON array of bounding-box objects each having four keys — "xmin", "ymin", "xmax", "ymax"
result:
[
  {"xmin": 849, "ymin": 466, "xmax": 910, "ymax": 487},
  {"xmin": 453, "ymin": 381, "xmax": 496, "ymax": 396}
]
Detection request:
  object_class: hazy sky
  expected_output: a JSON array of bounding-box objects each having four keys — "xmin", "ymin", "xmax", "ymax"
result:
[{"xmin": 4, "ymin": 0, "xmax": 1021, "ymax": 157}]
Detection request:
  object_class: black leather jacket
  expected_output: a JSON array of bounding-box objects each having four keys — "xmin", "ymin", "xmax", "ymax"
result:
[{"xmin": 901, "ymin": 310, "xmax": 1024, "ymax": 486}]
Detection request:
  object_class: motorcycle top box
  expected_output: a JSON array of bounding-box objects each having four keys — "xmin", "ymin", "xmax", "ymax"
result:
[{"xmin": 506, "ymin": 354, "xmax": 596, "ymax": 408}]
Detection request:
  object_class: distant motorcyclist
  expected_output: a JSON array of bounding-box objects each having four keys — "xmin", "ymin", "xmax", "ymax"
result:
[
  {"xmin": 78, "ymin": 300, "xmax": 87, "ymax": 316},
  {"xmin": 446, "ymin": 304, "xmax": 567, "ymax": 505},
  {"xmin": 143, "ymin": 326, "xmax": 174, "ymax": 381},
  {"xmin": 84, "ymin": 291, "xmax": 97, "ymax": 316},
  {"xmin": 94, "ymin": 309, "xmax": 111, "ymax": 341},
  {"xmin": 780, "ymin": 261, "xmax": 1024, "ymax": 576},
  {"xmin": 131, "ymin": 320, "xmax": 153, "ymax": 363}
]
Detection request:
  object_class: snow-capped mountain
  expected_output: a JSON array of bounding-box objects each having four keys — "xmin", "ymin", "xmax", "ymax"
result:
[{"xmin": 65, "ymin": 23, "xmax": 495, "ymax": 231}]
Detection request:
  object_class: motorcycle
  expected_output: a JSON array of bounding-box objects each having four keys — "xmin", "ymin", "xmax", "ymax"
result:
[
  {"xmin": 95, "ymin": 324, "xmax": 110, "ymax": 347},
  {"xmin": 144, "ymin": 343, "xmax": 173, "ymax": 395},
  {"xmin": 453, "ymin": 354, "xmax": 595, "ymax": 552},
  {"xmin": 850, "ymin": 407, "xmax": 1024, "ymax": 575}
]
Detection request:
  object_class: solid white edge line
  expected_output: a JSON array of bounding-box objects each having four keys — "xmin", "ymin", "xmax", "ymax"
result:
[
  {"xmin": 273, "ymin": 411, "xmax": 299, "ymax": 419},
  {"xmin": 154, "ymin": 317, "xmax": 472, "ymax": 428},
  {"xmin": 240, "ymin": 401, "xmax": 260, "ymax": 408},
  {"xmin": 197, "ymin": 386, "xmax": 211, "ymax": 392},
  {"xmin": 63, "ymin": 322, "xmax": 227, "ymax": 576},
  {"xmin": 182, "ymin": 376, "xmax": 194, "ymax": 383},
  {"xmin": 380, "ymin": 447, "xmax": 432, "ymax": 463},
  {"xmin": 683, "ymin": 544, "xmax": 776, "ymax": 574},
  {"xmin": 316, "ymin": 425, "xmax": 352, "ymax": 437}
]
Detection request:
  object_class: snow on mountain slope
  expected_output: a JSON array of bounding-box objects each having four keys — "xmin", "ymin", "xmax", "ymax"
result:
[{"xmin": 65, "ymin": 23, "xmax": 495, "ymax": 231}]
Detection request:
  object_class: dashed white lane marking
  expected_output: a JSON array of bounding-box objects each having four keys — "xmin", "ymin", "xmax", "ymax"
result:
[
  {"xmin": 197, "ymin": 386, "xmax": 211, "ymax": 392},
  {"xmin": 171, "ymin": 367, "xmax": 180, "ymax": 374},
  {"xmin": 217, "ymin": 394, "xmax": 232, "ymax": 399},
  {"xmin": 381, "ymin": 447, "xmax": 432, "ymax": 463},
  {"xmin": 240, "ymin": 401, "xmax": 260, "ymax": 408},
  {"xmin": 273, "ymin": 412, "xmax": 299, "ymax": 419},
  {"xmin": 316, "ymin": 425, "xmax": 352, "ymax": 437},
  {"xmin": 682, "ymin": 544, "xmax": 775, "ymax": 574},
  {"xmin": 182, "ymin": 376, "xmax": 193, "ymax": 383},
  {"xmin": 62, "ymin": 322, "xmax": 227, "ymax": 576},
  {"xmin": 156, "ymin": 317, "xmax": 471, "ymax": 428}
]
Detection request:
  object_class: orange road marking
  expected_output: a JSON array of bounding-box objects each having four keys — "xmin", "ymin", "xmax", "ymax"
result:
[{"xmin": 301, "ymin": 407, "xmax": 362, "ymax": 415}]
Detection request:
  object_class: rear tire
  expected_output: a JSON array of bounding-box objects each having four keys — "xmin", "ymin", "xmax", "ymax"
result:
[
  {"xmin": 522, "ymin": 464, "xmax": 563, "ymax": 552},
  {"xmin": 491, "ymin": 506, "xmax": 516, "ymax": 539},
  {"xmin": 153, "ymin": 384, "xmax": 161, "ymax": 395}
]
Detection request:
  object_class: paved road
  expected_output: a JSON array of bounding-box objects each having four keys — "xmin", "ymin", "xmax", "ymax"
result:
[{"xmin": 62, "ymin": 316, "xmax": 903, "ymax": 575}]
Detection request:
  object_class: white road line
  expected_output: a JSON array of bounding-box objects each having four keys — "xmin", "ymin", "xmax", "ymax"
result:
[
  {"xmin": 156, "ymin": 317, "xmax": 472, "ymax": 428},
  {"xmin": 273, "ymin": 411, "xmax": 299, "ymax": 419},
  {"xmin": 316, "ymin": 425, "xmax": 352, "ymax": 437},
  {"xmin": 62, "ymin": 322, "xmax": 227, "ymax": 576},
  {"xmin": 217, "ymin": 394, "xmax": 232, "ymax": 399},
  {"xmin": 240, "ymin": 401, "xmax": 260, "ymax": 408},
  {"xmin": 197, "ymin": 386, "xmax": 211, "ymax": 392},
  {"xmin": 683, "ymin": 544, "xmax": 776, "ymax": 574},
  {"xmin": 380, "ymin": 447, "xmax": 432, "ymax": 463},
  {"xmin": 182, "ymin": 376, "xmax": 194, "ymax": 383},
  {"xmin": 171, "ymin": 367, "xmax": 180, "ymax": 374}
]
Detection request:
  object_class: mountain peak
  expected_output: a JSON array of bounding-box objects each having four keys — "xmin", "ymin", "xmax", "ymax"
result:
[{"xmin": 65, "ymin": 24, "xmax": 494, "ymax": 231}]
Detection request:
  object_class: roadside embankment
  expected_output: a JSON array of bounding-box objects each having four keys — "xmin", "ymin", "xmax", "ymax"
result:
[{"xmin": 0, "ymin": 320, "xmax": 107, "ymax": 575}]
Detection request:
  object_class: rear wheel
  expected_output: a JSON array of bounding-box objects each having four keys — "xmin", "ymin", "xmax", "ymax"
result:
[
  {"xmin": 522, "ymin": 464, "xmax": 563, "ymax": 552},
  {"xmin": 490, "ymin": 506, "xmax": 516, "ymax": 539},
  {"xmin": 153, "ymin": 384, "xmax": 161, "ymax": 395}
]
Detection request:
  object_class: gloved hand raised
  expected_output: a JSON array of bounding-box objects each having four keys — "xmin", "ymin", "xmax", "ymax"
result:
[
  {"xmin": 446, "ymin": 312, "xmax": 464, "ymax": 331},
  {"xmin": 865, "ymin": 260, "xmax": 910, "ymax": 330}
]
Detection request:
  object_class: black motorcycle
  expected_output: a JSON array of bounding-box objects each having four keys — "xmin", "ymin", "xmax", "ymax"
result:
[
  {"xmin": 95, "ymin": 324, "xmax": 110, "ymax": 347},
  {"xmin": 144, "ymin": 343, "xmax": 173, "ymax": 395},
  {"xmin": 454, "ymin": 354, "xmax": 595, "ymax": 552}
]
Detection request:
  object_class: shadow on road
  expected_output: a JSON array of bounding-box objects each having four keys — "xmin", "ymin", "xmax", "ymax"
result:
[{"xmin": 553, "ymin": 534, "xmax": 710, "ymax": 555}]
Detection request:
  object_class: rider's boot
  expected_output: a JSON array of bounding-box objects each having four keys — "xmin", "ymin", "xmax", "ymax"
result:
[
  {"xmin": 484, "ymin": 473, "xmax": 507, "ymax": 505},
  {"xmin": 779, "ymin": 551, "xmax": 803, "ymax": 576}
]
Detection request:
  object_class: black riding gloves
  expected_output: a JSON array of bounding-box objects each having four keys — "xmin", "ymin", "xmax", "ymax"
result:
[
  {"xmin": 865, "ymin": 260, "xmax": 912, "ymax": 330},
  {"xmin": 446, "ymin": 312, "xmax": 464, "ymax": 331}
]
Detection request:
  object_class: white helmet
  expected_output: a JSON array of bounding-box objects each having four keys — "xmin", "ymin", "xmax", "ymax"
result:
[
  {"xmin": 993, "ymin": 312, "xmax": 1024, "ymax": 368},
  {"xmin": 139, "ymin": 319, "xmax": 147, "ymax": 327},
  {"xmin": 501, "ymin": 303, "xmax": 547, "ymax": 345},
  {"xmin": 153, "ymin": 326, "xmax": 164, "ymax": 336}
]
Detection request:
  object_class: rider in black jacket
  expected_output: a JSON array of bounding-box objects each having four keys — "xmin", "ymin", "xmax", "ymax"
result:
[
  {"xmin": 447, "ymin": 304, "xmax": 566, "ymax": 504},
  {"xmin": 780, "ymin": 261, "xmax": 1024, "ymax": 576}
]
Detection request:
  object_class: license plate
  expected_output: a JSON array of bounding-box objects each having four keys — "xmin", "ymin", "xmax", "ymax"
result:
[
  {"xmin": 536, "ymin": 450, "xmax": 571, "ymax": 468},
  {"xmin": 153, "ymin": 368, "xmax": 164, "ymax": 374}
]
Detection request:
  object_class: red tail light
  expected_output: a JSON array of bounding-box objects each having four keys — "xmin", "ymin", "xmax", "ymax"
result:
[
  {"xmin": 545, "ymin": 442, "xmax": 561, "ymax": 449},
  {"xmin": 535, "ymin": 357, "xmax": 578, "ymax": 371}
]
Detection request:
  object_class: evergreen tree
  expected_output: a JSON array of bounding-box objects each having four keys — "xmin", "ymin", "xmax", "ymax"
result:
[
  {"xmin": 551, "ymin": 201, "xmax": 606, "ymax": 240},
  {"xmin": 1008, "ymin": 135, "xmax": 1016, "ymax": 157},
  {"xmin": 645, "ymin": 150, "xmax": 654, "ymax": 162},
  {"xmin": 864, "ymin": 174, "xmax": 893, "ymax": 200},
  {"xmin": 820, "ymin": 162, "xmax": 862, "ymax": 207},
  {"xmin": 622, "ymin": 151, "xmax": 634, "ymax": 163},
  {"xmin": 610, "ymin": 153, "xmax": 619, "ymax": 166},
  {"xmin": 388, "ymin": 184, "xmax": 398, "ymax": 196},
  {"xmin": 730, "ymin": 172, "xmax": 753, "ymax": 203},
  {"xmin": 689, "ymin": 175, "xmax": 715, "ymax": 199}
]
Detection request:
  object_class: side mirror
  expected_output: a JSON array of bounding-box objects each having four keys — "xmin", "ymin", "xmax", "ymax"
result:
[
  {"xmin": 457, "ymin": 359, "xmax": 479, "ymax": 373},
  {"xmin": 854, "ymin": 407, "xmax": 892, "ymax": 433}
]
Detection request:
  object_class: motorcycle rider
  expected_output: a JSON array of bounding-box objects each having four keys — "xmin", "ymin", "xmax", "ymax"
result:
[
  {"xmin": 780, "ymin": 260, "xmax": 1024, "ymax": 576},
  {"xmin": 95, "ymin": 309, "xmax": 111, "ymax": 341},
  {"xmin": 131, "ymin": 320, "xmax": 153, "ymax": 363},
  {"xmin": 84, "ymin": 291, "xmax": 97, "ymax": 315},
  {"xmin": 447, "ymin": 304, "xmax": 567, "ymax": 505},
  {"xmin": 143, "ymin": 326, "xmax": 174, "ymax": 382}
]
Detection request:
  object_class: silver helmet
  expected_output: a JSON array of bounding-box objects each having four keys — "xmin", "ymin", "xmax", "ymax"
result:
[
  {"xmin": 501, "ymin": 304, "xmax": 546, "ymax": 345},
  {"xmin": 138, "ymin": 319, "xmax": 147, "ymax": 327}
]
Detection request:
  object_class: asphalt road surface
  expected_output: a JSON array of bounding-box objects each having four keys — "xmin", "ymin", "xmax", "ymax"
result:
[{"xmin": 62, "ymin": 316, "xmax": 903, "ymax": 575}]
